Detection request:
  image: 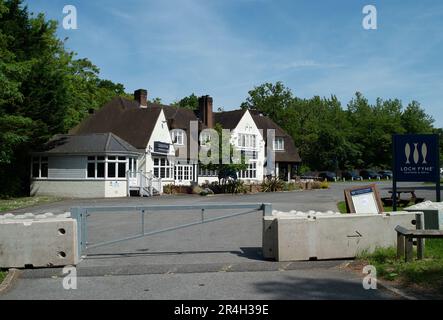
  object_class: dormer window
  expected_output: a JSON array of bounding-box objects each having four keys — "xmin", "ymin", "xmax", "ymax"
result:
[
  {"xmin": 274, "ymin": 137, "xmax": 285, "ymax": 151},
  {"xmin": 171, "ymin": 129, "xmax": 185, "ymax": 146},
  {"xmin": 200, "ymin": 132, "xmax": 212, "ymax": 146}
]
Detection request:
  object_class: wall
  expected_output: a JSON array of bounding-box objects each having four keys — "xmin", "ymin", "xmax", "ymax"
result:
[
  {"xmin": 231, "ymin": 110, "xmax": 266, "ymax": 182},
  {"xmin": 48, "ymin": 156, "xmax": 87, "ymax": 179},
  {"xmin": 31, "ymin": 180, "xmax": 107, "ymax": 198},
  {"xmin": 144, "ymin": 109, "xmax": 176, "ymax": 191}
]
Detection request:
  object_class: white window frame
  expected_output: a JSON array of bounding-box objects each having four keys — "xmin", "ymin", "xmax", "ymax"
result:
[
  {"xmin": 239, "ymin": 162, "xmax": 257, "ymax": 179},
  {"xmin": 153, "ymin": 157, "xmax": 174, "ymax": 179},
  {"xmin": 238, "ymin": 133, "xmax": 257, "ymax": 149},
  {"xmin": 87, "ymin": 156, "xmax": 127, "ymax": 180},
  {"xmin": 273, "ymin": 137, "xmax": 285, "ymax": 151},
  {"xmin": 31, "ymin": 156, "xmax": 48, "ymax": 179},
  {"xmin": 200, "ymin": 132, "xmax": 212, "ymax": 146},
  {"xmin": 198, "ymin": 166, "xmax": 218, "ymax": 177},
  {"xmin": 171, "ymin": 129, "xmax": 185, "ymax": 146},
  {"xmin": 175, "ymin": 164, "xmax": 194, "ymax": 181}
]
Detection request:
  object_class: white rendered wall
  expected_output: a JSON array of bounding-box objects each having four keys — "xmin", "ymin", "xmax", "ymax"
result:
[{"xmin": 231, "ymin": 110, "xmax": 265, "ymax": 182}]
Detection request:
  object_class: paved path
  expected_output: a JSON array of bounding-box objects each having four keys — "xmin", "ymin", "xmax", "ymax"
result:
[{"xmin": 2, "ymin": 181, "xmax": 436, "ymax": 300}]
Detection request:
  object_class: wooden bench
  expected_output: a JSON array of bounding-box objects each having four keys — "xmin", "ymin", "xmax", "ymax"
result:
[{"xmin": 395, "ymin": 225, "xmax": 443, "ymax": 262}]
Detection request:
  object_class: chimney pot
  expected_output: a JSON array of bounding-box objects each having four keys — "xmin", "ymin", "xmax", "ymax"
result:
[{"xmin": 134, "ymin": 89, "xmax": 148, "ymax": 108}]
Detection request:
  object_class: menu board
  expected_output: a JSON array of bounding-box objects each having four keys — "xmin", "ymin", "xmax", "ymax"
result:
[{"xmin": 344, "ymin": 184, "xmax": 383, "ymax": 214}]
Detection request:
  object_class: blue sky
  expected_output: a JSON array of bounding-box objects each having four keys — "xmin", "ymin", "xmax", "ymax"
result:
[{"xmin": 25, "ymin": 0, "xmax": 443, "ymax": 127}]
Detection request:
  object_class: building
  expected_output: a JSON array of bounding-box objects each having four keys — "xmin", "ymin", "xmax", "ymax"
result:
[{"xmin": 31, "ymin": 89, "xmax": 301, "ymax": 198}]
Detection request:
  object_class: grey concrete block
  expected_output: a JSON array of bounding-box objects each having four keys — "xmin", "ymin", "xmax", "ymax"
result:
[
  {"xmin": 405, "ymin": 201, "xmax": 443, "ymax": 230},
  {"xmin": 263, "ymin": 211, "xmax": 420, "ymax": 261},
  {"xmin": 0, "ymin": 213, "xmax": 78, "ymax": 268}
]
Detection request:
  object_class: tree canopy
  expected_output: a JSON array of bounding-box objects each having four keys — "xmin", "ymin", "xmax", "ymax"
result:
[
  {"xmin": 0, "ymin": 0, "xmax": 128, "ymax": 196},
  {"xmin": 241, "ymin": 82, "xmax": 437, "ymax": 172}
]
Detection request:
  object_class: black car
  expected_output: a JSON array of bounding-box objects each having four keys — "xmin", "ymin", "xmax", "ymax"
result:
[
  {"xmin": 378, "ymin": 170, "xmax": 393, "ymax": 179},
  {"xmin": 360, "ymin": 170, "xmax": 382, "ymax": 180},
  {"xmin": 341, "ymin": 171, "xmax": 363, "ymax": 181},
  {"xmin": 300, "ymin": 172, "xmax": 318, "ymax": 179},
  {"xmin": 318, "ymin": 171, "xmax": 337, "ymax": 182}
]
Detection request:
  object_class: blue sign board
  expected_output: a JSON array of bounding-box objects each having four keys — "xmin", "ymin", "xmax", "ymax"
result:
[{"xmin": 393, "ymin": 134, "xmax": 440, "ymax": 182}]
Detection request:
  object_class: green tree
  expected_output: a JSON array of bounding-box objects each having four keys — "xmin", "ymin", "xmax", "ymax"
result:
[
  {"xmin": 0, "ymin": 0, "xmax": 128, "ymax": 196},
  {"xmin": 401, "ymin": 101, "xmax": 434, "ymax": 134},
  {"xmin": 172, "ymin": 93, "xmax": 199, "ymax": 110},
  {"xmin": 200, "ymin": 123, "xmax": 247, "ymax": 182}
]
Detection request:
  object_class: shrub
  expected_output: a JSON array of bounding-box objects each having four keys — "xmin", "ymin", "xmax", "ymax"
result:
[
  {"xmin": 261, "ymin": 177, "xmax": 285, "ymax": 192},
  {"xmin": 283, "ymin": 182, "xmax": 299, "ymax": 191},
  {"xmin": 320, "ymin": 181, "xmax": 330, "ymax": 189},
  {"xmin": 311, "ymin": 181, "xmax": 322, "ymax": 189},
  {"xmin": 163, "ymin": 184, "xmax": 175, "ymax": 195},
  {"xmin": 202, "ymin": 180, "xmax": 247, "ymax": 194}
]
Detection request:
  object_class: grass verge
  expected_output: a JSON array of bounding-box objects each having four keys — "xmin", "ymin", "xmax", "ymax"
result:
[
  {"xmin": 0, "ymin": 196, "xmax": 62, "ymax": 213},
  {"xmin": 0, "ymin": 270, "xmax": 7, "ymax": 285},
  {"xmin": 337, "ymin": 201, "xmax": 399, "ymax": 214},
  {"xmin": 337, "ymin": 201, "xmax": 443, "ymax": 294},
  {"xmin": 357, "ymin": 240, "xmax": 443, "ymax": 294}
]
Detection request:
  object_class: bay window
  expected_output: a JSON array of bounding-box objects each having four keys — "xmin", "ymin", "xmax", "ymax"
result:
[{"xmin": 87, "ymin": 156, "xmax": 127, "ymax": 179}]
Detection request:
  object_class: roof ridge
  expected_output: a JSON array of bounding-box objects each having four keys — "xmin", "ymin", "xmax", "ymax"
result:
[{"xmin": 105, "ymin": 133, "xmax": 112, "ymax": 151}]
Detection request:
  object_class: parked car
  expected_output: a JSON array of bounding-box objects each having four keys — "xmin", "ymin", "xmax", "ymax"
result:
[
  {"xmin": 341, "ymin": 171, "xmax": 363, "ymax": 181},
  {"xmin": 360, "ymin": 170, "xmax": 382, "ymax": 180},
  {"xmin": 318, "ymin": 171, "xmax": 337, "ymax": 182},
  {"xmin": 300, "ymin": 172, "xmax": 318, "ymax": 180},
  {"xmin": 378, "ymin": 170, "xmax": 393, "ymax": 179}
]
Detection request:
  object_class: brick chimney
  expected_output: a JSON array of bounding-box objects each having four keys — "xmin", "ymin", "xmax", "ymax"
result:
[
  {"xmin": 198, "ymin": 95, "xmax": 213, "ymax": 128},
  {"xmin": 134, "ymin": 89, "xmax": 148, "ymax": 108}
]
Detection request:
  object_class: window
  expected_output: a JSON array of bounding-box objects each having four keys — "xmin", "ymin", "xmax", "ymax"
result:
[
  {"xmin": 198, "ymin": 166, "xmax": 218, "ymax": 177},
  {"xmin": 32, "ymin": 156, "xmax": 48, "ymax": 179},
  {"xmin": 175, "ymin": 165, "xmax": 193, "ymax": 181},
  {"xmin": 153, "ymin": 157, "xmax": 173, "ymax": 179},
  {"xmin": 241, "ymin": 150, "xmax": 258, "ymax": 161},
  {"xmin": 200, "ymin": 132, "xmax": 212, "ymax": 146},
  {"xmin": 87, "ymin": 156, "xmax": 126, "ymax": 179},
  {"xmin": 274, "ymin": 137, "xmax": 285, "ymax": 151},
  {"xmin": 239, "ymin": 163, "xmax": 257, "ymax": 179},
  {"xmin": 171, "ymin": 130, "xmax": 185, "ymax": 145},
  {"xmin": 238, "ymin": 134, "xmax": 257, "ymax": 149},
  {"xmin": 128, "ymin": 158, "xmax": 137, "ymax": 172}
]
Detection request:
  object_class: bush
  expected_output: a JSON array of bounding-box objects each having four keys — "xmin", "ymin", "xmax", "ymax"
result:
[
  {"xmin": 283, "ymin": 182, "xmax": 300, "ymax": 191},
  {"xmin": 202, "ymin": 180, "xmax": 247, "ymax": 194},
  {"xmin": 163, "ymin": 184, "xmax": 175, "ymax": 195},
  {"xmin": 320, "ymin": 181, "xmax": 330, "ymax": 189},
  {"xmin": 311, "ymin": 181, "xmax": 322, "ymax": 189},
  {"xmin": 261, "ymin": 177, "xmax": 285, "ymax": 192}
]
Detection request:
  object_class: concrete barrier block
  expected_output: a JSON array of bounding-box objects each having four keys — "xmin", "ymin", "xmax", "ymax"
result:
[
  {"xmin": 263, "ymin": 211, "xmax": 421, "ymax": 261},
  {"xmin": 0, "ymin": 213, "xmax": 78, "ymax": 268},
  {"xmin": 405, "ymin": 201, "xmax": 443, "ymax": 230}
]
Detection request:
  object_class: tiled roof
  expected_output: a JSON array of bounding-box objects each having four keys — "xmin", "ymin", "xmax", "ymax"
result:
[{"xmin": 35, "ymin": 133, "xmax": 140, "ymax": 155}]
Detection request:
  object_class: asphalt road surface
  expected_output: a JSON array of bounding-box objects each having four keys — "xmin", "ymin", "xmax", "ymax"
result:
[{"xmin": 2, "ymin": 181, "xmax": 436, "ymax": 300}]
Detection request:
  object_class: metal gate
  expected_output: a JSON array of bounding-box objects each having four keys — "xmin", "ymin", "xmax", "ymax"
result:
[{"xmin": 71, "ymin": 203, "xmax": 272, "ymax": 259}]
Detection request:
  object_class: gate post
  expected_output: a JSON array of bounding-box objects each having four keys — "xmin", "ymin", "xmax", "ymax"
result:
[
  {"xmin": 70, "ymin": 207, "xmax": 82, "ymax": 260},
  {"xmin": 262, "ymin": 203, "xmax": 273, "ymax": 216}
]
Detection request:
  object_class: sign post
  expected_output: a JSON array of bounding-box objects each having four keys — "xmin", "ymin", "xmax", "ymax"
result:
[{"xmin": 393, "ymin": 134, "xmax": 440, "ymax": 211}]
